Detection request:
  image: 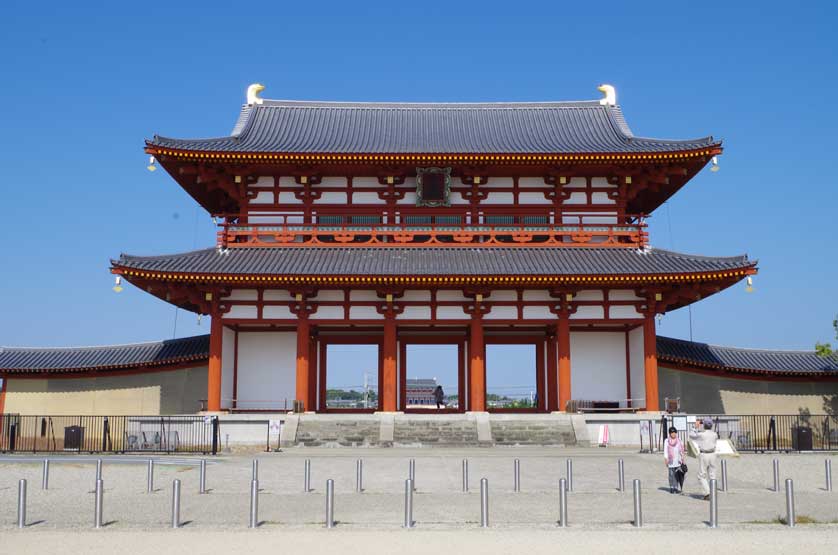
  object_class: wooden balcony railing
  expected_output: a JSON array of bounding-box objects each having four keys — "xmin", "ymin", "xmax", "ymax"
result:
[{"xmin": 215, "ymin": 213, "xmax": 648, "ymax": 249}]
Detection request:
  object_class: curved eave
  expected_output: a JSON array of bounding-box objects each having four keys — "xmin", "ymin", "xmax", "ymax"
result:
[{"xmin": 145, "ymin": 144, "xmax": 723, "ymax": 165}]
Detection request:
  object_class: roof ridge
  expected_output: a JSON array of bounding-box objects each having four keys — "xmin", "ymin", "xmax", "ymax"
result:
[{"xmin": 658, "ymin": 335, "xmax": 835, "ymax": 356}]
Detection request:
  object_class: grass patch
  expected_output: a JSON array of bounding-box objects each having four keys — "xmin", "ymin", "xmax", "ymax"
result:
[{"xmin": 746, "ymin": 515, "xmax": 821, "ymax": 525}]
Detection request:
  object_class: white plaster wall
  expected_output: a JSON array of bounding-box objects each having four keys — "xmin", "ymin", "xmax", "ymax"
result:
[
  {"xmin": 316, "ymin": 176, "xmax": 347, "ymax": 187},
  {"xmin": 313, "ymin": 290, "xmax": 344, "ymax": 302},
  {"xmin": 250, "ymin": 192, "xmax": 273, "ymax": 204},
  {"xmin": 437, "ymin": 306, "xmax": 465, "ymax": 319},
  {"xmin": 277, "ymin": 192, "xmax": 302, "ymax": 204},
  {"xmin": 311, "ymin": 306, "xmax": 345, "ymax": 319},
  {"xmin": 349, "ymin": 306, "xmax": 384, "ymax": 319},
  {"xmin": 351, "ymin": 192, "xmax": 384, "ymax": 204},
  {"xmin": 225, "ymin": 289, "xmax": 258, "ymax": 301},
  {"xmin": 263, "ymin": 305, "xmax": 294, "ymax": 319},
  {"xmin": 264, "ymin": 290, "xmax": 292, "ymax": 301},
  {"xmin": 350, "ymin": 291, "xmax": 381, "ymax": 302},
  {"xmin": 570, "ymin": 306, "xmax": 604, "ymax": 319},
  {"xmin": 518, "ymin": 192, "xmax": 551, "ymax": 205},
  {"xmin": 398, "ymin": 306, "xmax": 432, "ymax": 320},
  {"xmin": 352, "ymin": 177, "xmax": 381, "ymax": 187},
  {"xmin": 518, "ymin": 177, "xmax": 543, "ymax": 188},
  {"xmin": 254, "ymin": 176, "xmax": 273, "ymax": 187},
  {"xmin": 436, "ymin": 290, "xmax": 468, "ymax": 301},
  {"xmin": 236, "ymin": 332, "xmax": 297, "ymax": 410},
  {"xmin": 522, "ymin": 290, "xmax": 551, "ymax": 301},
  {"xmin": 564, "ymin": 192, "xmax": 587, "ymax": 205},
  {"xmin": 490, "ymin": 177, "xmax": 514, "ymax": 187},
  {"xmin": 591, "ymin": 192, "xmax": 616, "ymax": 204},
  {"xmin": 279, "ymin": 177, "xmax": 298, "ymax": 187},
  {"xmin": 522, "ymin": 306, "xmax": 554, "ymax": 319},
  {"xmin": 227, "ymin": 305, "xmax": 258, "ymax": 319},
  {"xmin": 591, "ymin": 177, "xmax": 615, "ymax": 188},
  {"xmin": 569, "ymin": 332, "xmax": 626, "ymax": 401},
  {"xmin": 609, "ymin": 290, "xmax": 642, "ymax": 301},
  {"xmin": 488, "ymin": 290, "xmax": 517, "ymax": 301},
  {"xmin": 221, "ymin": 327, "xmax": 236, "ymax": 410},
  {"xmin": 483, "ymin": 192, "xmax": 514, "ymax": 204},
  {"xmin": 402, "ymin": 290, "xmax": 431, "ymax": 302},
  {"xmin": 484, "ymin": 306, "xmax": 518, "ymax": 320},
  {"xmin": 574, "ymin": 290, "xmax": 604, "ymax": 301},
  {"xmin": 629, "ymin": 326, "xmax": 646, "ymax": 404},
  {"xmin": 609, "ymin": 305, "xmax": 643, "ymax": 319},
  {"xmin": 449, "ymin": 193, "xmax": 470, "ymax": 205},
  {"xmin": 315, "ymin": 192, "xmax": 348, "ymax": 204}
]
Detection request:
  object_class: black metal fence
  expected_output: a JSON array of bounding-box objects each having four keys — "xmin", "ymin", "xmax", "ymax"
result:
[
  {"xmin": 0, "ymin": 415, "xmax": 219, "ymax": 454},
  {"xmin": 661, "ymin": 414, "xmax": 838, "ymax": 452}
]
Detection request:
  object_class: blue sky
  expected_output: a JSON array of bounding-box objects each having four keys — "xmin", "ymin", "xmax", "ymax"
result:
[{"xmin": 1, "ymin": 0, "xmax": 836, "ymax": 353}]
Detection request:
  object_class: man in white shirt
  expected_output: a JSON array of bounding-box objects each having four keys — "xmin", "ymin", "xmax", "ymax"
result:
[{"xmin": 689, "ymin": 417, "xmax": 718, "ymax": 500}]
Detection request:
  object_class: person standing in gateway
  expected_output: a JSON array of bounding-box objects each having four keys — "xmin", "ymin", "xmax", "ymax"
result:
[
  {"xmin": 433, "ymin": 385, "xmax": 445, "ymax": 409},
  {"xmin": 690, "ymin": 417, "xmax": 719, "ymax": 500}
]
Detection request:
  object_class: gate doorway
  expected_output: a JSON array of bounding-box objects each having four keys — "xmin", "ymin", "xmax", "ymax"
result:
[{"xmin": 399, "ymin": 337, "xmax": 464, "ymax": 413}]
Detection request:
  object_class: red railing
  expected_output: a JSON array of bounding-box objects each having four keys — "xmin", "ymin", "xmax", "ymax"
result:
[{"xmin": 215, "ymin": 213, "xmax": 647, "ymax": 249}]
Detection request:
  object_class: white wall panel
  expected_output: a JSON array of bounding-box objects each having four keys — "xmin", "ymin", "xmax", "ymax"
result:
[
  {"xmin": 522, "ymin": 290, "xmax": 552, "ymax": 301},
  {"xmin": 569, "ymin": 331, "xmax": 626, "ymax": 401},
  {"xmin": 518, "ymin": 192, "xmax": 551, "ymax": 205},
  {"xmin": 236, "ymin": 332, "xmax": 297, "ymax": 410},
  {"xmin": 564, "ymin": 192, "xmax": 587, "ymax": 205},
  {"xmin": 352, "ymin": 177, "xmax": 381, "ymax": 187},
  {"xmin": 436, "ymin": 306, "xmax": 465, "ymax": 319},
  {"xmin": 518, "ymin": 177, "xmax": 543, "ymax": 188},
  {"xmin": 227, "ymin": 305, "xmax": 258, "ymax": 319},
  {"xmin": 250, "ymin": 192, "xmax": 274, "ymax": 204},
  {"xmin": 484, "ymin": 306, "xmax": 518, "ymax": 319},
  {"xmin": 565, "ymin": 177, "xmax": 587, "ymax": 188},
  {"xmin": 523, "ymin": 306, "xmax": 555, "ymax": 319},
  {"xmin": 350, "ymin": 290, "xmax": 381, "ymax": 301},
  {"xmin": 401, "ymin": 290, "xmax": 431, "ymax": 302},
  {"xmin": 629, "ymin": 327, "xmax": 646, "ymax": 403},
  {"xmin": 574, "ymin": 290, "xmax": 604, "ymax": 301},
  {"xmin": 264, "ymin": 290, "xmax": 291, "ymax": 301},
  {"xmin": 221, "ymin": 327, "xmax": 236, "ymax": 410},
  {"xmin": 224, "ymin": 289, "xmax": 258, "ymax": 301},
  {"xmin": 263, "ymin": 305, "xmax": 294, "ymax": 319},
  {"xmin": 255, "ymin": 176, "xmax": 274, "ymax": 187},
  {"xmin": 311, "ymin": 306, "xmax": 346, "ymax": 319},
  {"xmin": 397, "ymin": 306, "xmax": 431, "ymax": 320},
  {"xmin": 591, "ymin": 192, "xmax": 616, "ymax": 204},
  {"xmin": 483, "ymin": 192, "xmax": 514, "ymax": 204},
  {"xmin": 609, "ymin": 305, "xmax": 643, "ymax": 319},
  {"xmin": 278, "ymin": 192, "xmax": 302, "ymax": 204},
  {"xmin": 436, "ymin": 290, "xmax": 468, "ymax": 301},
  {"xmin": 591, "ymin": 177, "xmax": 615, "ymax": 188},
  {"xmin": 351, "ymin": 192, "xmax": 384, "ymax": 204},
  {"xmin": 488, "ymin": 290, "xmax": 517, "ymax": 301},
  {"xmin": 316, "ymin": 176, "xmax": 347, "ymax": 187},
  {"xmin": 489, "ymin": 177, "xmax": 514, "ymax": 187},
  {"xmin": 571, "ymin": 305, "xmax": 605, "ymax": 319},
  {"xmin": 312, "ymin": 290, "xmax": 344, "ymax": 302},
  {"xmin": 609, "ymin": 290, "xmax": 642, "ymax": 301},
  {"xmin": 315, "ymin": 192, "xmax": 348, "ymax": 204},
  {"xmin": 350, "ymin": 306, "xmax": 384, "ymax": 319}
]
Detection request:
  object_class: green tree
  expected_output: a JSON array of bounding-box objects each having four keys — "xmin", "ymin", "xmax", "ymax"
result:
[{"xmin": 815, "ymin": 316, "xmax": 838, "ymax": 357}]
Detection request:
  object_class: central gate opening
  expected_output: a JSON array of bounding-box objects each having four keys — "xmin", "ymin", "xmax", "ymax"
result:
[
  {"xmin": 485, "ymin": 337, "xmax": 545, "ymax": 412},
  {"xmin": 400, "ymin": 337, "xmax": 464, "ymax": 412}
]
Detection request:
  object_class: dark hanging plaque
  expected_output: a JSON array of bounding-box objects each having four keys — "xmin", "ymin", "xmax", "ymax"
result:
[{"xmin": 415, "ymin": 167, "xmax": 452, "ymax": 207}]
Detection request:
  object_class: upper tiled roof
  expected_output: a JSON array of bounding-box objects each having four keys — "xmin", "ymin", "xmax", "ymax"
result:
[
  {"xmin": 113, "ymin": 247, "xmax": 752, "ymax": 277},
  {"xmin": 147, "ymin": 99, "xmax": 719, "ymax": 155},
  {"xmin": 0, "ymin": 335, "xmax": 209, "ymax": 374},
  {"xmin": 657, "ymin": 336, "xmax": 838, "ymax": 376}
]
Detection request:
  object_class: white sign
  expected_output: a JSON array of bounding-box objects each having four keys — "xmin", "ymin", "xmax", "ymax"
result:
[
  {"xmin": 672, "ymin": 416, "xmax": 688, "ymax": 432},
  {"xmin": 269, "ymin": 420, "xmax": 282, "ymax": 433}
]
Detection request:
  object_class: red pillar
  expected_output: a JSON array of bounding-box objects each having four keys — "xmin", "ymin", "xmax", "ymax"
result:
[
  {"xmin": 546, "ymin": 329, "xmax": 558, "ymax": 412},
  {"xmin": 643, "ymin": 314, "xmax": 660, "ymax": 411},
  {"xmin": 382, "ymin": 316, "xmax": 398, "ymax": 412},
  {"xmin": 207, "ymin": 309, "xmax": 223, "ymax": 412},
  {"xmin": 469, "ymin": 316, "xmax": 486, "ymax": 412},
  {"xmin": 557, "ymin": 316, "xmax": 571, "ymax": 412},
  {"xmin": 295, "ymin": 318, "xmax": 310, "ymax": 410}
]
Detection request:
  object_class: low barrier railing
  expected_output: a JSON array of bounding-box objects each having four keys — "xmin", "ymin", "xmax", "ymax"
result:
[
  {"xmin": 659, "ymin": 414, "xmax": 838, "ymax": 452},
  {"xmin": 0, "ymin": 415, "xmax": 220, "ymax": 454}
]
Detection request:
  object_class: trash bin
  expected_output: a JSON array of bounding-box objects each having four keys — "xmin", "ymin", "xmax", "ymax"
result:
[
  {"xmin": 792, "ymin": 426, "xmax": 813, "ymax": 451},
  {"xmin": 64, "ymin": 425, "xmax": 84, "ymax": 450}
]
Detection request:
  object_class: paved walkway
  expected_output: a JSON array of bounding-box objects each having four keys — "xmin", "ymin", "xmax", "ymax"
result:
[{"xmin": 1, "ymin": 449, "xmax": 836, "ymax": 553}]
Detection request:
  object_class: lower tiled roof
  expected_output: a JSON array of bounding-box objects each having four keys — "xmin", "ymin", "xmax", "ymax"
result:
[
  {"xmin": 657, "ymin": 336, "xmax": 838, "ymax": 377},
  {"xmin": 2, "ymin": 333, "xmax": 836, "ymax": 379},
  {"xmin": 0, "ymin": 335, "xmax": 209, "ymax": 374},
  {"xmin": 114, "ymin": 246, "xmax": 753, "ymax": 276}
]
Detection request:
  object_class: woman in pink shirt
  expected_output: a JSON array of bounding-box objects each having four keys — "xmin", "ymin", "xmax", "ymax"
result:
[{"xmin": 664, "ymin": 426, "xmax": 686, "ymax": 494}]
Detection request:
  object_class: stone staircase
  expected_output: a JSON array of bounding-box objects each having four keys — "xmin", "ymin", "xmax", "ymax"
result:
[{"xmin": 285, "ymin": 413, "xmax": 577, "ymax": 447}]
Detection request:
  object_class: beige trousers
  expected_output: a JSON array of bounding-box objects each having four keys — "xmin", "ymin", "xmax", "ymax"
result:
[{"xmin": 697, "ymin": 452, "xmax": 718, "ymax": 496}]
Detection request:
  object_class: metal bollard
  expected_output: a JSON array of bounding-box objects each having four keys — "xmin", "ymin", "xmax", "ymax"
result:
[
  {"xmin": 17, "ymin": 479, "xmax": 27, "ymax": 528},
  {"xmin": 720, "ymin": 459, "xmax": 728, "ymax": 492},
  {"xmin": 94, "ymin": 479, "xmax": 104, "ymax": 529},
  {"xmin": 480, "ymin": 478, "xmax": 489, "ymax": 528},
  {"xmin": 356, "ymin": 459, "xmax": 363, "ymax": 493},
  {"xmin": 462, "ymin": 459, "xmax": 469, "ymax": 493},
  {"xmin": 709, "ymin": 479, "xmax": 718, "ymax": 528},
  {"xmin": 409, "ymin": 459, "xmax": 416, "ymax": 491},
  {"xmin": 252, "ymin": 459, "xmax": 259, "ymax": 482},
  {"xmin": 147, "ymin": 459, "xmax": 156, "ymax": 494},
  {"xmin": 558, "ymin": 478, "xmax": 568, "ymax": 528},
  {"xmin": 325, "ymin": 479, "xmax": 335, "ymax": 528},
  {"xmin": 566, "ymin": 459, "xmax": 573, "ymax": 492},
  {"xmin": 826, "ymin": 459, "xmax": 833, "ymax": 492},
  {"xmin": 617, "ymin": 459, "xmax": 625, "ymax": 492},
  {"xmin": 514, "ymin": 459, "xmax": 521, "ymax": 492},
  {"xmin": 632, "ymin": 479, "xmax": 642, "ymax": 527},
  {"xmin": 304, "ymin": 459, "xmax": 311, "ymax": 493},
  {"xmin": 404, "ymin": 479, "xmax": 414, "ymax": 528},
  {"xmin": 42, "ymin": 459, "xmax": 50, "ymax": 490},
  {"xmin": 171, "ymin": 479, "xmax": 181, "ymax": 529},
  {"xmin": 773, "ymin": 459, "xmax": 780, "ymax": 492},
  {"xmin": 199, "ymin": 459, "xmax": 207, "ymax": 494},
  {"xmin": 785, "ymin": 479, "xmax": 795, "ymax": 527},
  {"xmin": 96, "ymin": 459, "xmax": 103, "ymax": 481},
  {"xmin": 249, "ymin": 479, "xmax": 259, "ymax": 528}
]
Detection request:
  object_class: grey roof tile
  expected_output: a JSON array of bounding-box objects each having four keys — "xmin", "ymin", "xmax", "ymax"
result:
[
  {"xmin": 0, "ymin": 335, "xmax": 209, "ymax": 374},
  {"xmin": 113, "ymin": 247, "xmax": 752, "ymax": 277},
  {"xmin": 148, "ymin": 100, "xmax": 718, "ymax": 155},
  {"xmin": 657, "ymin": 336, "xmax": 838, "ymax": 376}
]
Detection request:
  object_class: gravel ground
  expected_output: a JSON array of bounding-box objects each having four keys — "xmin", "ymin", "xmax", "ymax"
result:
[{"xmin": 1, "ymin": 449, "xmax": 836, "ymax": 540}]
